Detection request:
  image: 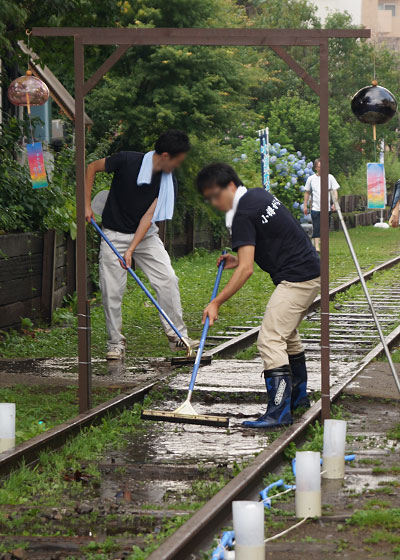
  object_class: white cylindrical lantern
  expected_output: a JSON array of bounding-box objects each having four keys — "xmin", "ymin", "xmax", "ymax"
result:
[
  {"xmin": 0, "ymin": 403, "xmax": 16, "ymax": 453},
  {"xmin": 322, "ymin": 419, "xmax": 347, "ymax": 479},
  {"xmin": 232, "ymin": 501, "xmax": 265, "ymax": 560},
  {"xmin": 295, "ymin": 451, "xmax": 321, "ymax": 518}
]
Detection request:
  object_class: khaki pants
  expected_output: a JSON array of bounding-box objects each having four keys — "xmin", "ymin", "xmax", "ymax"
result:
[
  {"xmin": 99, "ymin": 225, "xmax": 187, "ymax": 350},
  {"xmin": 257, "ymin": 277, "xmax": 321, "ymax": 370}
]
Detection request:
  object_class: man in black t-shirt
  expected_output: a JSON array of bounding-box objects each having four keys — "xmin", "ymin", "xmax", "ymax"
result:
[
  {"xmin": 85, "ymin": 130, "xmax": 197, "ymax": 360},
  {"xmin": 197, "ymin": 163, "xmax": 321, "ymax": 429}
]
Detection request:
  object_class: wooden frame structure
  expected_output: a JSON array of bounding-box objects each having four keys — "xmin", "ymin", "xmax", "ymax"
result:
[{"xmin": 32, "ymin": 26, "xmax": 371, "ymax": 418}]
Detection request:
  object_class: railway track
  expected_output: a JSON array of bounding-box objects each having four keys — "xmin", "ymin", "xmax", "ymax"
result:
[{"xmin": 1, "ymin": 256, "xmax": 400, "ymax": 559}]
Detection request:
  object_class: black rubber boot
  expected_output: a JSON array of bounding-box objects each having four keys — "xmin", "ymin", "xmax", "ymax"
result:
[
  {"xmin": 289, "ymin": 351, "xmax": 310, "ymax": 411},
  {"xmin": 242, "ymin": 366, "xmax": 293, "ymax": 428}
]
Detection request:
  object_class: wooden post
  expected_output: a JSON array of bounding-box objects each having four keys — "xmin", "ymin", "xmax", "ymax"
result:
[
  {"xmin": 319, "ymin": 39, "xmax": 331, "ymax": 422},
  {"xmin": 66, "ymin": 235, "xmax": 76, "ymax": 297},
  {"xmin": 40, "ymin": 229, "xmax": 56, "ymax": 322},
  {"xmin": 75, "ymin": 36, "xmax": 92, "ymax": 413}
]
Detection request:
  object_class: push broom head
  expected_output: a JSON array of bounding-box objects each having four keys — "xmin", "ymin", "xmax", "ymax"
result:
[
  {"xmin": 170, "ymin": 355, "xmax": 212, "ymax": 366},
  {"xmin": 141, "ymin": 399, "xmax": 229, "ymax": 428}
]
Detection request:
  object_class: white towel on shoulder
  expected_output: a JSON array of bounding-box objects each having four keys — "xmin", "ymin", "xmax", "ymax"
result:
[
  {"xmin": 225, "ymin": 185, "xmax": 247, "ymax": 233},
  {"xmin": 137, "ymin": 150, "xmax": 175, "ymax": 223}
]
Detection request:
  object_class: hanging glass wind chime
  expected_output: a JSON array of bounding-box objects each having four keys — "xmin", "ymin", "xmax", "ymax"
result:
[
  {"xmin": 350, "ymin": 45, "xmax": 397, "ymax": 223},
  {"xmin": 7, "ymin": 31, "xmax": 50, "ymax": 189}
]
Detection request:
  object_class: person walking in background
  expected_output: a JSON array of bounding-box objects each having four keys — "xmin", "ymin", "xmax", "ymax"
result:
[
  {"xmin": 303, "ymin": 158, "xmax": 340, "ymax": 253},
  {"xmin": 389, "ymin": 179, "xmax": 400, "ymax": 228}
]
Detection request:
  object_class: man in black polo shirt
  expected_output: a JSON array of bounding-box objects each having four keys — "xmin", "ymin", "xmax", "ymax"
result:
[
  {"xmin": 85, "ymin": 130, "xmax": 196, "ymax": 360},
  {"xmin": 197, "ymin": 163, "xmax": 321, "ymax": 428}
]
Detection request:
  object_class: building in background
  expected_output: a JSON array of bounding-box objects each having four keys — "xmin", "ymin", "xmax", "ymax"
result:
[
  {"xmin": 313, "ymin": 0, "xmax": 400, "ymax": 50},
  {"xmin": 312, "ymin": 0, "xmax": 362, "ymax": 24}
]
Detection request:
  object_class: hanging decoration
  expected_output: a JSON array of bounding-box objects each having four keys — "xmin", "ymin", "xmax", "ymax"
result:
[
  {"xmin": 367, "ymin": 162, "xmax": 386, "ymax": 209},
  {"xmin": 258, "ymin": 127, "xmax": 270, "ymax": 191},
  {"xmin": 351, "ymin": 81, "xmax": 397, "ymax": 142},
  {"xmin": 350, "ymin": 41, "xmax": 397, "ymax": 228},
  {"xmin": 7, "ymin": 30, "xmax": 49, "ymax": 188},
  {"xmin": 26, "ymin": 142, "xmax": 48, "ymax": 189}
]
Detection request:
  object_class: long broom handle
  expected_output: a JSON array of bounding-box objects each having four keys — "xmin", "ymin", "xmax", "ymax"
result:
[
  {"xmin": 91, "ymin": 219, "xmax": 187, "ymax": 345},
  {"xmin": 333, "ymin": 200, "xmax": 400, "ymax": 393},
  {"xmin": 188, "ymin": 251, "xmax": 226, "ymax": 393}
]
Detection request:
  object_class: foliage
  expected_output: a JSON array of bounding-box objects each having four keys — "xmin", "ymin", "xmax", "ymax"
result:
[
  {"xmin": 338, "ymin": 152, "xmax": 400, "ymax": 197},
  {"xmin": 268, "ymin": 143, "xmax": 313, "ymax": 217},
  {"xmin": 2, "ymin": 0, "xmax": 400, "ymax": 235},
  {"xmin": 0, "ymin": 116, "xmax": 65, "ymax": 234},
  {"xmin": 0, "ymin": 117, "xmax": 119, "ymax": 236},
  {"xmin": 228, "ymin": 136, "xmax": 314, "ymax": 217}
]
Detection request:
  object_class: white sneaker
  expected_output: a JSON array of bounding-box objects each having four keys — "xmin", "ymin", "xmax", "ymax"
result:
[
  {"xmin": 106, "ymin": 345, "xmax": 125, "ymax": 360},
  {"xmin": 168, "ymin": 337, "xmax": 200, "ymax": 353}
]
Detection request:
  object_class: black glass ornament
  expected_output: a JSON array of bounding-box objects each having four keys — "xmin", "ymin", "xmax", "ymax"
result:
[{"xmin": 351, "ymin": 83, "xmax": 397, "ymax": 125}]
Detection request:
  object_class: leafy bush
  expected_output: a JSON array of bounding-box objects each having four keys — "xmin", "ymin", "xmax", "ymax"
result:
[
  {"xmin": 232, "ymin": 136, "xmax": 313, "ymax": 217},
  {"xmin": 337, "ymin": 152, "xmax": 400, "ymax": 198},
  {"xmin": 0, "ymin": 116, "xmax": 117, "ymax": 236}
]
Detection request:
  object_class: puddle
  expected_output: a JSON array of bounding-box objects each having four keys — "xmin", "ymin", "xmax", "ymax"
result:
[
  {"xmin": 100, "ymin": 478, "xmax": 192, "ymax": 504},
  {"xmin": 0, "ymin": 356, "xmax": 168, "ymax": 386}
]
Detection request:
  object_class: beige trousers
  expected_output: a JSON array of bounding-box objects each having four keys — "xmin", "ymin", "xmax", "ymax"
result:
[
  {"xmin": 257, "ymin": 277, "xmax": 321, "ymax": 370},
  {"xmin": 99, "ymin": 225, "xmax": 187, "ymax": 350}
]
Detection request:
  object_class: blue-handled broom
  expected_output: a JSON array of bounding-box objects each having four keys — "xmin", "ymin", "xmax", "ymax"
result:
[{"xmin": 141, "ymin": 253, "xmax": 229, "ymax": 428}]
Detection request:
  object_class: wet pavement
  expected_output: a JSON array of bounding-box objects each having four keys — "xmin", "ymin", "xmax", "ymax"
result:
[
  {"xmin": 345, "ymin": 361, "xmax": 400, "ymax": 400},
  {"xmin": 0, "ymin": 356, "xmax": 169, "ymax": 388}
]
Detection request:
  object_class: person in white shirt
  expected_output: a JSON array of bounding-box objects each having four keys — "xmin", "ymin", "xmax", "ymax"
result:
[{"xmin": 303, "ymin": 158, "xmax": 340, "ymax": 253}]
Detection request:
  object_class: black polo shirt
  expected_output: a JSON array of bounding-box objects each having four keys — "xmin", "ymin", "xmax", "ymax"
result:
[
  {"xmin": 232, "ymin": 188, "xmax": 320, "ymax": 285},
  {"xmin": 102, "ymin": 151, "xmax": 177, "ymax": 234}
]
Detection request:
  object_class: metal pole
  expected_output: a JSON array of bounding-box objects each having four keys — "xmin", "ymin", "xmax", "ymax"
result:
[
  {"xmin": 74, "ymin": 36, "xmax": 92, "ymax": 412},
  {"xmin": 333, "ymin": 200, "xmax": 400, "ymax": 393},
  {"xmin": 319, "ymin": 40, "xmax": 330, "ymax": 421}
]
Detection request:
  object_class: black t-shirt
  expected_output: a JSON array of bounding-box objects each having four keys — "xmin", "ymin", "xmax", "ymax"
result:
[
  {"xmin": 232, "ymin": 188, "xmax": 320, "ymax": 285},
  {"xmin": 102, "ymin": 151, "xmax": 177, "ymax": 234}
]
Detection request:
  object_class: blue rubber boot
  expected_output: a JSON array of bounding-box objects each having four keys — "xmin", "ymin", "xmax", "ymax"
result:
[
  {"xmin": 242, "ymin": 366, "xmax": 292, "ymax": 429},
  {"xmin": 289, "ymin": 351, "xmax": 310, "ymax": 411}
]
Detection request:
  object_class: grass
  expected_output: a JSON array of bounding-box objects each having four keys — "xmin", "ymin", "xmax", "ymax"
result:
[
  {"xmin": 0, "ymin": 385, "xmax": 121, "ymax": 444},
  {"xmin": 0, "ymin": 403, "xmax": 146, "ymax": 507},
  {"xmin": 0, "ymin": 226, "xmax": 399, "ymax": 360},
  {"xmin": 388, "ymin": 423, "xmax": 400, "ymax": 441}
]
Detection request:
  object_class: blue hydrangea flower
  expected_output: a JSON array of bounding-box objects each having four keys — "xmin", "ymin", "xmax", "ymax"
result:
[
  {"xmin": 307, "ymin": 161, "xmax": 313, "ymax": 168},
  {"xmin": 279, "ymin": 148, "xmax": 287, "ymax": 156},
  {"xmin": 233, "ymin": 157, "xmax": 239, "ymax": 162},
  {"xmin": 270, "ymin": 156, "xmax": 277, "ymax": 163},
  {"xmin": 241, "ymin": 153, "xmax": 247, "ymax": 159},
  {"xmin": 288, "ymin": 154, "xmax": 295, "ymax": 162},
  {"xmin": 273, "ymin": 143, "xmax": 281, "ymax": 149},
  {"xmin": 300, "ymin": 185, "xmax": 305, "ymax": 192},
  {"xmin": 291, "ymin": 177, "xmax": 297, "ymax": 185},
  {"xmin": 293, "ymin": 201, "xmax": 300, "ymax": 209},
  {"xmin": 297, "ymin": 151, "xmax": 302, "ymax": 157}
]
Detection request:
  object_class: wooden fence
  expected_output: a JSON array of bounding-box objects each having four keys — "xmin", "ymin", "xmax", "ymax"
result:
[{"xmin": 0, "ymin": 231, "xmax": 77, "ymax": 330}]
